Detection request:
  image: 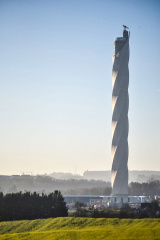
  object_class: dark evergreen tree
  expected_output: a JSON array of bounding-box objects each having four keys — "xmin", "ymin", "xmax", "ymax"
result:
[{"xmin": 0, "ymin": 190, "xmax": 68, "ymax": 221}]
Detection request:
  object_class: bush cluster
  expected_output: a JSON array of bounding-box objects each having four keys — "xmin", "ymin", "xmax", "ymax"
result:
[{"xmin": 72, "ymin": 201, "xmax": 160, "ymax": 218}]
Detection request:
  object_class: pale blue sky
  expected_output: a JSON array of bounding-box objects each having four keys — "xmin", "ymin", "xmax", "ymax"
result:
[{"xmin": 0, "ymin": 0, "xmax": 160, "ymax": 175}]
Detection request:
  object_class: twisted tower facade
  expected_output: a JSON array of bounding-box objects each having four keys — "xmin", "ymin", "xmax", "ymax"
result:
[{"xmin": 111, "ymin": 28, "xmax": 130, "ymax": 195}]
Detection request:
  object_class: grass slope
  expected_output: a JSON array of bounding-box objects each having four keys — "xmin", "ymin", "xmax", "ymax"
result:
[{"xmin": 0, "ymin": 218, "xmax": 160, "ymax": 240}]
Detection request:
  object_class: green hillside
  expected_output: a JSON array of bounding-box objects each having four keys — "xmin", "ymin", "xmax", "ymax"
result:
[{"xmin": 0, "ymin": 217, "xmax": 160, "ymax": 240}]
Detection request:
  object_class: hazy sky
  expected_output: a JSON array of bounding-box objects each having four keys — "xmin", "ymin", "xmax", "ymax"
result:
[{"xmin": 0, "ymin": 0, "xmax": 160, "ymax": 175}]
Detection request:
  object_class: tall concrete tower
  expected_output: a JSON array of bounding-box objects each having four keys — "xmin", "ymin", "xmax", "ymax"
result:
[{"xmin": 111, "ymin": 26, "xmax": 130, "ymax": 195}]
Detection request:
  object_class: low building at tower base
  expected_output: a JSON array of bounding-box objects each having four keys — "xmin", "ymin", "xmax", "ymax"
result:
[
  {"xmin": 64, "ymin": 195, "xmax": 151, "ymax": 209},
  {"xmin": 92, "ymin": 195, "xmax": 151, "ymax": 209}
]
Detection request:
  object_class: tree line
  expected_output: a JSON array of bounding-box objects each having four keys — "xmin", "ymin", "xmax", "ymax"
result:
[
  {"xmin": 0, "ymin": 191, "xmax": 68, "ymax": 221},
  {"xmin": 63, "ymin": 180, "xmax": 160, "ymax": 196},
  {"xmin": 128, "ymin": 181, "xmax": 160, "ymax": 196},
  {"xmin": 72, "ymin": 201, "xmax": 160, "ymax": 218},
  {"xmin": 0, "ymin": 175, "xmax": 108, "ymax": 194},
  {"xmin": 0, "ymin": 191, "xmax": 160, "ymax": 221},
  {"xmin": 67, "ymin": 180, "xmax": 160, "ymax": 196}
]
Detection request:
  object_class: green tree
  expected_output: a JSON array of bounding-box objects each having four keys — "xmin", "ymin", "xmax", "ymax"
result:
[{"xmin": 49, "ymin": 190, "xmax": 68, "ymax": 217}]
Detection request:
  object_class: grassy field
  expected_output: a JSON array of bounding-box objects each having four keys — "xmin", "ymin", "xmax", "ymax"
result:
[{"xmin": 0, "ymin": 217, "xmax": 160, "ymax": 240}]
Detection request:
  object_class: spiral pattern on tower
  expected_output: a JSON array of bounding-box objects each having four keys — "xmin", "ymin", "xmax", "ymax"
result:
[{"xmin": 111, "ymin": 32, "xmax": 129, "ymax": 195}]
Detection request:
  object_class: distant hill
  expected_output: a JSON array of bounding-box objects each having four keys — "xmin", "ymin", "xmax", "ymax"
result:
[
  {"xmin": 48, "ymin": 170, "xmax": 160, "ymax": 183},
  {"xmin": 49, "ymin": 172, "xmax": 83, "ymax": 180},
  {"xmin": 0, "ymin": 175, "xmax": 107, "ymax": 194},
  {"xmin": 83, "ymin": 170, "xmax": 160, "ymax": 183},
  {"xmin": 1, "ymin": 170, "xmax": 160, "ymax": 195}
]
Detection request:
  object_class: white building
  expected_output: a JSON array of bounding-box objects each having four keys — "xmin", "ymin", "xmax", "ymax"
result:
[{"xmin": 90, "ymin": 196, "xmax": 151, "ymax": 209}]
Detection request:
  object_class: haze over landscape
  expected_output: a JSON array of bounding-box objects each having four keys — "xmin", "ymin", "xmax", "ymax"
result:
[{"xmin": 0, "ymin": 0, "xmax": 160, "ymax": 176}]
